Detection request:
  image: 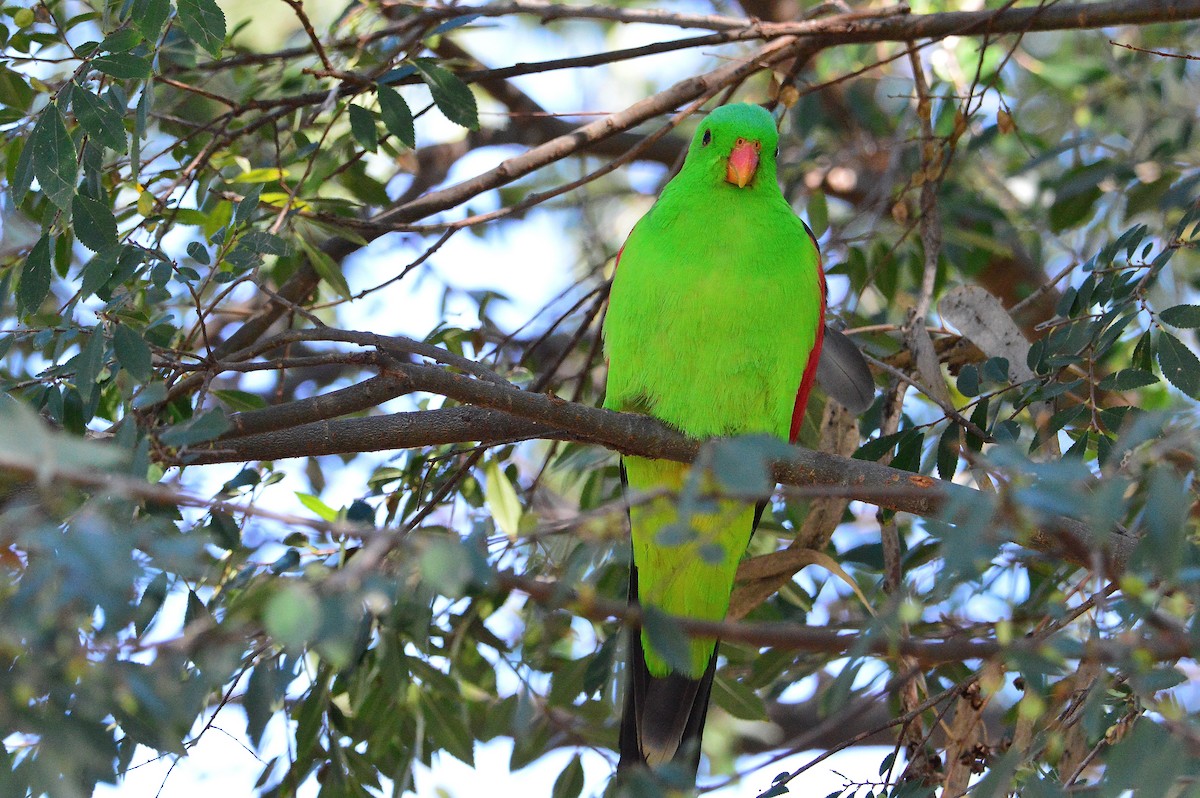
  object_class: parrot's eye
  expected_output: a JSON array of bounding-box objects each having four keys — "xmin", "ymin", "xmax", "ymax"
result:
[
  {"xmin": 701, "ymin": 129, "xmax": 712, "ymax": 147},
  {"xmin": 775, "ymin": 145, "xmax": 780, "ymax": 159}
]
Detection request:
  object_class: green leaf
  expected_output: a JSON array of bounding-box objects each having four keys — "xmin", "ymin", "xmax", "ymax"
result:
[
  {"xmin": 377, "ymin": 85, "xmax": 415, "ymax": 148},
  {"xmin": 230, "ymin": 167, "xmax": 285, "ymax": 184},
  {"xmin": 264, "ymin": 583, "xmax": 321, "ymax": 649},
  {"xmin": 698, "ymin": 542, "xmax": 725, "ymax": 564},
  {"xmin": 1063, "ymin": 429, "xmax": 1089, "ymax": 459},
  {"xmin": 297, "ymin": 236, "xmax": 351, "ymax": 300},
  {"xmin": 655, "ymin": 522, "xmax": 696, "ymax": 548},
  {"xmin": 234, "ymin": 183, "xmax": 262, "ymax": 225},
  {"xmin": 853, "ymin": 429, "xmax": 914, "ymax": 462},
  {"xmin": 186, "ymin": 241, "xmax": 210, "ymax": 264},
  {"xmin": 270, "ymin": 549, "xmax": 300, "ymax": 574},
  {"xmin": 956, "ymin": 364, "xmax": 979, "ymax": 397},
  {"xmin": 0, "ymin": 65, "xmax": 34, "ymax": 112},
  {"xmin": 1102, "ymin": 718, "xmax": 1187, "ymax": 797},
  {"xmin": 212, "ymin": 389, "xmax": 267, "ymax": 411},
  {"xmin": 1159, "ymin": 304, "xmax": 1200, "ymax": 329},
  {"xmin": 75, "ymin": 327, "xmax": 107, "ymax": 404},
  {"xmin": 30, "ymin": 103, "xmax": 78, "ymax": 210},
  {"xmin": 18, "ymin": 234, "xmax": 52, "ymax": 315},
  {"xmin": 243, "ymin": 662, "xmax": 276, "ymax": 749},
  {"xmin": 710, "ymin": 435, "xmax": 792, "ymax": 496},
  {"xmin": 420, "ymin": 692, "xmax": 476, "ymax": 765},
  {"xmin": 1097, "ymin": 368, "xmax": 1158, "ymax": 392},
  {"xmin": 412, "ymin": 60, "xmax": 479, "ymax": 130},
  {"xmin": 80, "ymin": 246, "xmax": 121, "ymax": 299},
  {"xmin": 431, "ymin": 14, "xmax": 480, "ymax": 35},
  {"xmin": 419, "ymin": 538, "xmax": 474, "ymax": 597},
  {"xmin": 966, "ymin": 399, "xmax": 989, "ymax": 452},
  {"xmin": 1156, "ymin": 330, "xmax": 1200, "ymax": 399},
  {"xmin": 345, "ymin": 499, "xmax": 374, "ymax": 525},
  {"xmin": 296, "ymin": 492, "xmax": 338, "ymax": 522},
  {"xmin": 133, "ymin": 571, "xmax": 169, "ymax": 636},
  {"xmin": 936, "ymin": 424, "xmax": 959, "ymax": 481},
  {"xmin": 101, "ymin": 27, "xmax": 143, "ymax": 52},
  {"xmin": 72, "ymin": 84, "xmax": 127, "ymax": 153},
  {"xmin": 760, "ymin": 774, "xmax": 792, "ymax": 798},
  {"xmin": 982, "ymin": 356, "xmax": 1010, "ymax": 384},
  {"xmin": 239, "ymin": 230, "xmax": 290, "ymax": 256},
  {"xmin": 712, "ymin": 674, "xmax": 767, "ymax": 721},
  {"xmin": 347, "ymin": 105, "xmax": 379, "ymax": 153},
  {"xmin": 72, "ymin": 193, "xmax": 118, "ymax": 251},
  {"xmin": 176, "ymin": 0, "xmax": 226, "ymax": 56},
  {"xmin": 205, "ymin": 512, "xmax": 241, "ymax": 550},
  {"xmin": 159, "ymin": 408, "xmax": 230, "ymax": 447},
  {"xmin": 550, "ymin": 754, "xmax": 585, "ymax": 798},
  {"xmin": 92, "ymin": 53, "xmax": 152, "ymax": 79},
  {"xmin": 484, "ymin": 459, "xmax": 522, "ymax": 538},
  {"xmin": 222, "ymin": 468, "xmax": 261, "ymax": 492},
  {"xmin": 132, "ymin": 382, "xmax": 167, "ymax": 409},
  {"xmin": 11, "ymin": 136, "xmax": 34, "ymax": 206},
  {"xmin": 113, "ymin": 324, "xmax": 152, "ymax": 381},
  {"xmin": 1049, "ymin": 186, "xmax": 1101, "ymax": 233},
  {"xmin": 1143, "ymin": 466, "xmax": 1188, "ymax": 576},
  {"xmin": 582, "ymin": 635, "xmax": 617, "ymax": 695},
  {"xmin": 130, "ymin": 0, "xmax": 171, "ymax": 39}
]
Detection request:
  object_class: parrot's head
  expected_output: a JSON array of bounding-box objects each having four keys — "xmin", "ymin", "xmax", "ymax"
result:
[{"xmin": 685, "ymin": 103, "xmax": 780, "ymax": 190}]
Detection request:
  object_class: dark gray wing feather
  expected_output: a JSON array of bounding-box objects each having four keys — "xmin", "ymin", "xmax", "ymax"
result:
[{"xmin": 816, "ymin": 326, "xmax": 874, "ymax": 413}]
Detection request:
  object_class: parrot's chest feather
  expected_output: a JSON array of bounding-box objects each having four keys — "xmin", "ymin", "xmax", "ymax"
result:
[{"xmin": 604, "ymin": 193, "xmax": 821, "ymax": 440}]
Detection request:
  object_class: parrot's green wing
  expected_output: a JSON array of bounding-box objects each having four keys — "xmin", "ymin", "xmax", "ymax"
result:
[{"xmin": 603, "ymin": 103, "xmax": 826, "ymax": 777}]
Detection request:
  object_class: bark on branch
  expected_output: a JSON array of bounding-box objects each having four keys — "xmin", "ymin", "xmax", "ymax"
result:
[{"xmin": 184, "ymin": 360, "xmax": 1138, "ymax": 576}]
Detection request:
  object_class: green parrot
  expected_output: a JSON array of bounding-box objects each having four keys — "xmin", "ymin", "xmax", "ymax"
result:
[{"xmin": 603, "ymin": 103, "xmax": 827, "ymax": 776}]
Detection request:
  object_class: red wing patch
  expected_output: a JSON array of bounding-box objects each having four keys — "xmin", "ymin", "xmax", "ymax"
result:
[{"xmin": 789, "ymin": 227, "xmax": 827, "ymax": 444}]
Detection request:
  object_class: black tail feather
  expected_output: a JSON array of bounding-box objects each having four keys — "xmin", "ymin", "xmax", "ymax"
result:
[
  {"xmin": 618, "ymin": 562, "xmax": 717, "ymax": 777},
  {"xmin": 615, "ymin": 462, "xmax": 769, "ymax": 779}
]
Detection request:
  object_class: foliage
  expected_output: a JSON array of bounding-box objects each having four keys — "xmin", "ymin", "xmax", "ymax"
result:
[{"xmin": 0, "ymin": 0, "xmax": 1199, "ymax": 796}]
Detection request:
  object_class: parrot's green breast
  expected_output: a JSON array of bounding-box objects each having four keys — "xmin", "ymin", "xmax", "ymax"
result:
[
  {"xmin": 604, "ymin": 191, "xmax": 818, "ymax": 439},
  {"xmin": 603, "ymin": 163, "xmax": 822, "ymax": 676}
]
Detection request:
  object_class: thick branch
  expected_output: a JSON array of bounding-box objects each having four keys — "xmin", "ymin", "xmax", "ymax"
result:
[
  {"xmin": 395, "ymin": 0, "xmax": 1200, "ymax": 38},
  {"xmin": 188, "ymin": 362, "xmax": 1137, "ymax": 574},
  {"xmin": 198, "ymin": 405, "xmax": 558, "ymax": 462},
  {"xmin": 499, "ymin": 569, "xmax": 1185, "ymax": 666}
]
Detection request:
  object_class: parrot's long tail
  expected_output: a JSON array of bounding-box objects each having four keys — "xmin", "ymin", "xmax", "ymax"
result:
[{"xmin": 617, "ymin": 561, "xmax": 717, "ymax": 777}]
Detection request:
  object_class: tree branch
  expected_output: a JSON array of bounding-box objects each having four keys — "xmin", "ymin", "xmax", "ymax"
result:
[{"xmin": 184, "ymin": 360, "xmax": 1137, "ymax": 575}]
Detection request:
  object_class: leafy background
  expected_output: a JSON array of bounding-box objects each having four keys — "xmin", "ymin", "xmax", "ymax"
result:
[{"xmin": 1, "ymin": 0, "xmax": 1199, "ymax": 796}]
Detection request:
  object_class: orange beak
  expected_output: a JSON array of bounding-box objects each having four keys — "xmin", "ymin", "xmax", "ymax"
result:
[{"xmin": 725, "ymin": 139, "xmax": 760, "ymax": 188}]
